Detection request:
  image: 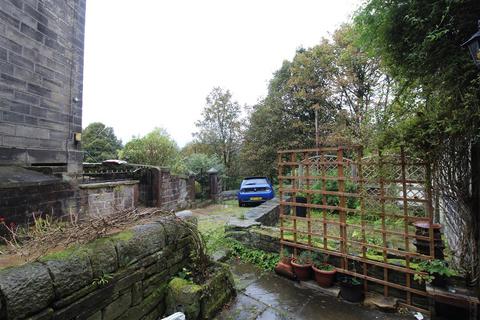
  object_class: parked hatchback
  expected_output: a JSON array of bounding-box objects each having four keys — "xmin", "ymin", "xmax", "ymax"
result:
[{"xmin": 237, "ymin": 176, "xmax": 275, "ymax": 206}]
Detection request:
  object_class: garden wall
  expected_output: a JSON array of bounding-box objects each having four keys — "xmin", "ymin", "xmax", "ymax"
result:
[
  {"xmin": 0, "ymin": 215, "xmax": 196, "ymax": 320},
  {"xmin": 0, "ymin": 166, "xmax": 76, "ymax": 227},
  {"xmin": 78, "ymin": 180, "xmax": 139, "ymax": 217}
]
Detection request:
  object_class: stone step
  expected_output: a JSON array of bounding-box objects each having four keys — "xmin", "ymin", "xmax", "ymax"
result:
[{"xmin": 363, "ymin": 292, "xmax": 398, "ymax": 312}]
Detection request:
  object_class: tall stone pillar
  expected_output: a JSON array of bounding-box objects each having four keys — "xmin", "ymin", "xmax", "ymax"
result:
[{"xmin": 207, "ymin": 168, "xmax": 219, "ymax": 201}]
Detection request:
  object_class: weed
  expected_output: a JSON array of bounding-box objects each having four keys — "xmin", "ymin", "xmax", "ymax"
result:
[{"xmin": 92, "ymin": 273, "xmax": 113, "ymax": 286}]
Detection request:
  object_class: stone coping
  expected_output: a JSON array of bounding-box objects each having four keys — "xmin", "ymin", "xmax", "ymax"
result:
[
  {"xmin": 0, "ymin": 166, "xmax": 61, "ymax": 189},
  {"xmin": 79, "ymin": 180, "xmax": 140, "ymax": 189}
]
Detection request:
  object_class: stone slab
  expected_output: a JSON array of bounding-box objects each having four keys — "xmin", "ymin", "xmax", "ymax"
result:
[{"xmin": 0, "ymin": 166, "xmax": 60, "ymax": 188}]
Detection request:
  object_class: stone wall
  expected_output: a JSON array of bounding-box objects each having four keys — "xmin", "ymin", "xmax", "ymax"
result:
[
  {"xmin": 0, "ymin": 0, "xmax": 86, "ymax": 173},
  {"xmin": 156, "ymin": 168, "xmax": 192, "ymax": 212},
  {"xmin": 0, "ymin": 215, "xmax": 196, "ymax": 320},
  {"xmin": 226, "ymin": 225, "xmax": 280, "ymax": 253},
  {"xmin": 78, "ymin": 181, "xmax": 139, "ymax": 217},
  {"xmin": 0, "ymin": 167, "xmax": 76, "ymax": 227},
  {"xmin": 0, "ymin": 164, "xmax": 196, "ymax": 230}
]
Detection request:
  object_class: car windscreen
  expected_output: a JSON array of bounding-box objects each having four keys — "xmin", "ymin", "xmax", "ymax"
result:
[{"xmin": 242, "ymin": 178, "xmax": 268, "ymax": 186}]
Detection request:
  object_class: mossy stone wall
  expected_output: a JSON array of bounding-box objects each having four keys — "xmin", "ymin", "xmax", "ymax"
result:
[{"xmin": 0, "ymin": 215, "xmax": 196, "ymax": 320}]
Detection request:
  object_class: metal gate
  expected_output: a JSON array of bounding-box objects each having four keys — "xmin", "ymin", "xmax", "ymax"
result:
[{"xmin": 278, "ymin": 146, "xmax": 436, "ymax": 313}]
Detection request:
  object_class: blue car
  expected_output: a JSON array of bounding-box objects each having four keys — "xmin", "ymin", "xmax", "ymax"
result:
[{"xmin": 237, "ymin": 176, "xmax": 275, "ymax": 206}]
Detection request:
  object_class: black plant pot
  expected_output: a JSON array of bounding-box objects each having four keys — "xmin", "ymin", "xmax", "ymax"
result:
[
  {"xmin": 295, "ymin": 197, "xmax": 307, "ymax": 217},
  {"xmin": 339, "ymin": 278, "xmax": 364, "ymax": 303},
  {"xmin": 431, "ymin": 273, "xmax": 448, "ymax": 288}
]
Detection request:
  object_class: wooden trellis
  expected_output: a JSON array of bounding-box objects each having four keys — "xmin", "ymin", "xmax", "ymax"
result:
[{"xmin": 278, "ymin": 146, "xmax": 436, "ymax": 313}]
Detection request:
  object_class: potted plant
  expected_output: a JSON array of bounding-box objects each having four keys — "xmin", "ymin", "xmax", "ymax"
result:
[
  {"xmin": 275, "ymin": 247, "xmax": 296, "ymax": 279},
  {"xmin": 291, "ymin": 251, "xmax": 314, "ymax": 280},
  {"xmin": 312, "ymin": 254, "xmax": 336, "ymax": 287},
  {"xmin": 414, "ymin": 259, "xmax": 456, "ymax": 288},
  {"xmin": 339, "ymin": 276, "xmax": 363, "ymax": 303}
]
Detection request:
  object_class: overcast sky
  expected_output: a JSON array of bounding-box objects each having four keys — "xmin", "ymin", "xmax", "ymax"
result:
[{"xmin": 82, "ymin": 0, "xmax": 362, "ymax": 147}]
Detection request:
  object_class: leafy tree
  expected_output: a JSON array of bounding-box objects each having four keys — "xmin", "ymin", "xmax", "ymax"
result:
[
  {"xmin": 241, "ymin": 30, "xmax": 390, "ymax": 178},
  {"xmin": 82, "ymin": 122, "xmax": 122, "ymax": 163},
  {"xmin": 184, "ymin": 153, "xmax": 224, "ymax": 175},
  {"xmin": 194, "ymin": 87, "xmax": 243, "ymax": 181},
  {"xmin": 120, "ymin": 128, "xmax": 181, "ymax": 169},
  {"xmin": 354, "ymin": 0, "xmax": 480, "ymax": 279}
]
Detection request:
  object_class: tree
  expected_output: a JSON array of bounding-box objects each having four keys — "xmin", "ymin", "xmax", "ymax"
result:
[
  {"xmin": 241, "ymin": 31, "xmax": 391, "ymax": 178},
  {"xmin": 82, "ymin": 122, "xmax": 122, "ymax": 163},
  {"xmin": 354, "ymin": 0, "xmax": 480, "ymax": 281},
  {"xmin": 194, "ymin": 87, "xmax": 243, "ymax": 180},
  {"xmin": 184, "ymin": 153, "xmax": 224, "ymax": 175},
  {"xmin": 120, "ymin": 128, "xmax": 181, "ymax": 170}
]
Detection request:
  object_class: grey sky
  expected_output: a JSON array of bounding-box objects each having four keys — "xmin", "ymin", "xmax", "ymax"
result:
[{"xmin": 82, "ymin": 0, "xmax": 362, "ymax": 147}]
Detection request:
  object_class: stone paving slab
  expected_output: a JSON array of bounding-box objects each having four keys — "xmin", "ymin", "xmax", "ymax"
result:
[
  {"xmin": 217, "ymin": 294, "xmax": 267, "ymax": 320},
  {"xmin": 218, "ymin": 260, "xmax": 421, "ymax": 320}
]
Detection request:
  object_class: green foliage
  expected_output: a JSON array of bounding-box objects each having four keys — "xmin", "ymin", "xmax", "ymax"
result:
[
  {"xmin": 82, "ymin": 122, "xmax": 122, "ymax": 163},
  {"xmin": 92, "ymin": 273, "xmax": 113, "ymax": 286},
  {"xmin": 177, "ymin": 267, "xmax": 193, "ymax": 282},
  {"xmin": 241, "ymin": 26, "xmax": 390, "ymax": 177},
  {"xmin": 311, "ymin": 179, "xmax": 359, "ymax": 210},
  {"xmin": 194, "ymin": 87, "xmax": 243, "ymax": 183},
  {"xmin": 183, "ymin": 153, "xmax": 224, "ymax": 175},
  {"xmin": 295, "ymin": 251, "xmax": 314, "ymax": 265},
  {"xmin": 311, "ymin": 253, "xmax": 334, "ymax": 270},
  {"xmin": 354, "ymin": 0, "xmax": 480, "ymax": 154},
  {"xmin": 414, "ymin": 259, "xmax": 456, "ymax": 284},
  {"xmin": 229, "ymin": 241, "xmax": 280, "ymax": 271},
  {"xmin": 120, "ymin": 128, "xmax": 182, "ymax": 171}
]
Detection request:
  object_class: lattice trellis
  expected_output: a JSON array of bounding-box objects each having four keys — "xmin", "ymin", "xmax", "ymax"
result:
[{"xmin": 278, "ymin": 146, "xmax": 435, "ymax": 314}]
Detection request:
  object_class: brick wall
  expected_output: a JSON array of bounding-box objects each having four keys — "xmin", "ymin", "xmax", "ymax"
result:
[{"xmin": 0, "ymin": 0, "xmax": 86, "ymax": 173}]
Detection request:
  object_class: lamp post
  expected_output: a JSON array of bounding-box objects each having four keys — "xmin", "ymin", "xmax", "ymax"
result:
[
  {"xmin": 462, "ymin": 19, "xmax": 480, "ymax": 289},
  {"xmin": 462, "ymin": 20, "xmax": 480, "ymax": 68}
]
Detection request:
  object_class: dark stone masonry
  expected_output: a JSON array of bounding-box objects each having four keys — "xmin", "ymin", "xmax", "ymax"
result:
[
  {"xmin": 0, "ymin": 0, "xmax": 86, "ymax": 173},
  {"xmin": 0, "ymin": 214, "xmax": 236, "ymax": 320}
]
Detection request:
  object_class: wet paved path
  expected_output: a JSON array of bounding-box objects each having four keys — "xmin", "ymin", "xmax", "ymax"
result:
[{"xmin": 217, "ymin": 261, "xmax": 418, "ymax": 320}]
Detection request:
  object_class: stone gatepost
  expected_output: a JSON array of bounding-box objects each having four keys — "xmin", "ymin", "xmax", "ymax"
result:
[{"xmin": 207, "ymin": 168, "xmax": 219, "ymax": 201}]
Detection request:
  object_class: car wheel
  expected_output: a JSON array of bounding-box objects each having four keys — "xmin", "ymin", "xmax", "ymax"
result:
[{"xmin": 238, "ymin": 201, "xmax": 243, "ymax": 207}]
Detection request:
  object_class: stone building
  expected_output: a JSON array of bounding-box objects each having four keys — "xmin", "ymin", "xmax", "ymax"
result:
[
  {"xmin": 0, "ymin": 0, "xmax": 86, "ymax": 174},
  {"xmin": 0, "ymin": 1, "xmax": 196, "ymax": 228}
]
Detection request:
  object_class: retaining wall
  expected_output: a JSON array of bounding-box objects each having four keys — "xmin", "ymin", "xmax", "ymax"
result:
[{"xmin": 0, "ymin": 214, "xmax": 196, "ymax": 320}]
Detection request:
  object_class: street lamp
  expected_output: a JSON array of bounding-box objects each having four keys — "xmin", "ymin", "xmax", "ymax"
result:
[{"xmin": 462, "ymin": 20, "xmax": 480, "ymax": 68}]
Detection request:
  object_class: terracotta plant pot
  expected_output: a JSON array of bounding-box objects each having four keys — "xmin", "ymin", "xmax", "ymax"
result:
[
  {"xmin": 339, "ymin": 277, "xmax": 364, "ymax": 303},
  {"xmin": 312, "ymin": 265, "xmax": 336, "ymax": 287},
  {"xmin": 291, "ymin": 258, "xmax": 312, "ymax": 281},
  {"xmin": 274, "ymin": 258, "xmax": 296, "ymax": 280}
]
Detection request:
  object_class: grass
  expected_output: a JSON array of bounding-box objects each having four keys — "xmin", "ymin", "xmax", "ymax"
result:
[{"xmin": 196, "ymin": 201, "xmax": 279, "ymax": 270}]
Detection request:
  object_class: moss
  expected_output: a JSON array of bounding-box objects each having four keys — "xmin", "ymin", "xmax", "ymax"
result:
[
  {"xmin": 40, "ymin": 245, "xmax": 89, "ymax": 261},
  {"xmin": 108, "ymin": 230, "xmax": 134, "ymax": 242},
  {"xmin": 365, "ymin": 253, "xmax": 419, "ymax": 270},
  {"xmin": 169, "ymin": 277, "xmax": 201, "ymax": 294},
  {"xmin": 39, "ymin": 230, "xmax": 133, "ymax": 262}
]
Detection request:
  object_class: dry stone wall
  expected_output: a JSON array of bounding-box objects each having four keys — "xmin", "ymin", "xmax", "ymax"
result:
[{"xmin": 0, "ymin": 215, "xmax": 196, "ymax": 320}]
